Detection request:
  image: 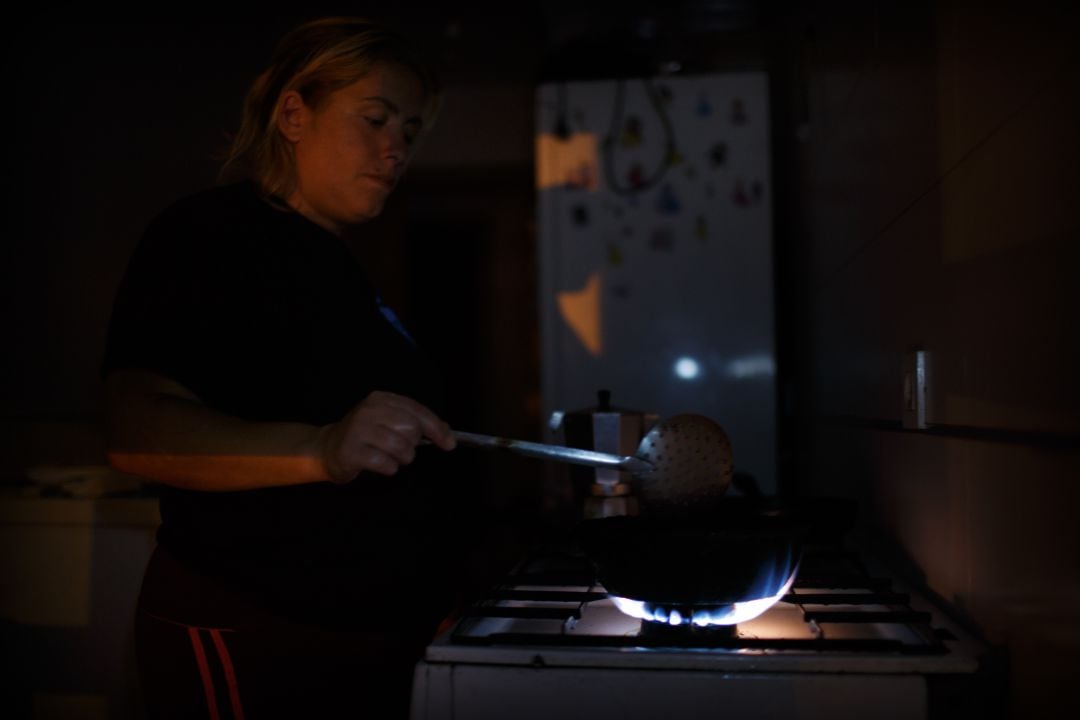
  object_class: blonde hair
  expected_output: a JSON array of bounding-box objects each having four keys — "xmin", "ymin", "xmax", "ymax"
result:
[{"xmin": 219, "ymin": 17, "xmax": 441, "ymax": 199}]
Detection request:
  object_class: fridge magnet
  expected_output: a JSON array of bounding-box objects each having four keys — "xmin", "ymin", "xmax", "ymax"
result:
[
  {"xmin": 607, "ymin": 243, "xmax": 624, "ymax": 267},
  {"xmin": 732, "ymin": 98, "xmax": 747, "ymax": 125},
  {"xmin": 657, "ymin": 184, "xmax": 681, "ymax": 215},
  {"xmin": 695, "ymin": 215, "xmax": 708, "ymax": 242},
  {"xmin": 564, "ymin": 161, "xmax": 596, "ymax": 190},
  {"xmin": 649, "ymin": 227, "xmax": 675, "ymax": 251},
  {"xmin": 752, "ymin": 180, "xmax": 764, "ymax": 204},
  {"xmin": 696, "ymin": 92, "xmax": 712, "ymax": 117},
  {"xmin": 733, "ymin": 179, "xmax": 751, "ymax": 207},
  {"xmin": 603, "ymin": 199, "xmax": 623, "ymax": 217},
  {"xmin": 553, "ymin": 112, "xmax": 571, "ymax": 140},
  {"xmin": 621, "ymin": 115, "xmax": 643, "ymax": 147},
  {"xmin": 572, "ymin": 204, "xmax": 589, "ymax": 226},
  {"xmin": 709, "ymin": 142, "xmax": 727, "ymax": 169}
]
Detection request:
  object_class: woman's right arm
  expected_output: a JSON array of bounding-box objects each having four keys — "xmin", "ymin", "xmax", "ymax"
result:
[{"xmin": 104, "ymin": 368, "xmax": 455, "ymax": 492}]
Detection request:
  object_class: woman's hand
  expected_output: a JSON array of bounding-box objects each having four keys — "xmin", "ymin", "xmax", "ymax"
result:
[{"xmin": 318, "ymin": 391, "xmax": 456, "ymax": 483}]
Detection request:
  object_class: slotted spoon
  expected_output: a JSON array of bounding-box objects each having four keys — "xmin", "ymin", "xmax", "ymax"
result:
[{"xmin": 454, "ymin": 413, "xmax": 733, "ymax": 511}]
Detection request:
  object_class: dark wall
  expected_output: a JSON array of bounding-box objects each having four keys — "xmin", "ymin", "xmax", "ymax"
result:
[{"xmin": 781, "ymin": 1, "xmax": 1080, "ymax": 717}]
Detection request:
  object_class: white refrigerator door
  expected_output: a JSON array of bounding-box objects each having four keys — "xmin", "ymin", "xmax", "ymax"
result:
[{"xmin": 536, "ymin": 72, "xmax": 777, "ymax": 494}]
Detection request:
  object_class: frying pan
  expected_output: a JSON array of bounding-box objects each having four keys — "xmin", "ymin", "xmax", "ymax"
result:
[{"xmin": 575, "ymin": 496, "xmax": 848, "ymax": 607}]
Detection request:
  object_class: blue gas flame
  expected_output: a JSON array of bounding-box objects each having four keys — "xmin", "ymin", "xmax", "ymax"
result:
[{"xmin": 611, "ymin": 562, "xmax": 799, "ymax": 627}]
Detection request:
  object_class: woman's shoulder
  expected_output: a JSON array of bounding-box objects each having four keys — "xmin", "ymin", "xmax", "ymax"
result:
[
  {"xmin": 150, "ymin": 180, "xmax": 270, "ymax": 231},
  {"xmin": 135, "ymin": 181, "xmax": 292, "ymax": 265}
]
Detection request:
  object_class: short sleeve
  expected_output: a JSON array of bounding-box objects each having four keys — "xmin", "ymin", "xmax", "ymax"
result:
[{"xmin": 101, "ymin": 206, "xmax": 230, "ymax": 399}]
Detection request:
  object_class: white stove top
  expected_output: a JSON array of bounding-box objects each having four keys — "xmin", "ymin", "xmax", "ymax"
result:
[
  {"xmin": 411, "ymin": 543, "xmax": 991, "ymax": 720},
  {"xmin": 426, "ymin": 588, "xmax": 981, "ymax": 674}
]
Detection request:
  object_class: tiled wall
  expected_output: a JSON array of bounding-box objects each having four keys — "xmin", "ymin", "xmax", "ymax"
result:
[{"xmin": 789, "ymin": 1, "xmax": 1080, "ymax": 717}]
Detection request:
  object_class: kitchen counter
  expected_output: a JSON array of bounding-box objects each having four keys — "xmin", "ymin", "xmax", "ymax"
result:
[
  {"xmin": 0, "ymin": 468, "xmax": 160, "ymax": 719},
  {"xmin": 0, "ymin": 493, "xmax": 160, "ymax": 527}
]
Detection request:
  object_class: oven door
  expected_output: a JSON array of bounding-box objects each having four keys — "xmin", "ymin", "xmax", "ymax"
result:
[{"xmin": 411, "ymin": 658, "xmax": 929, "ymax": 720}]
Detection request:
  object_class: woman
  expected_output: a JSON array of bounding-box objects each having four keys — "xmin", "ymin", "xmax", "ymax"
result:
[{"xmin": 103, "ymin": 17, "xmax": 460, "ymax": 718}]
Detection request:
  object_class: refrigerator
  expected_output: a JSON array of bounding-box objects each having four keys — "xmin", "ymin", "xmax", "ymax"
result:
[{"xmin": 535, "ymin": 71, "xmax": 778, "ymax": 495}]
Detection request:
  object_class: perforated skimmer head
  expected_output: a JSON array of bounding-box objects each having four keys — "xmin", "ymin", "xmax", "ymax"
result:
[{"xmin": 633, "ymin": 414, "xmax": 734, "ymax": 512}]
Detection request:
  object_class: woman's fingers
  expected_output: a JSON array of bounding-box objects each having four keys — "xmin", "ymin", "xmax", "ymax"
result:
[
  {"xmin": 367, "ymin": 391, "xmax": 456, "ymax": 450},
  {"xmin": 319, "ymin": 391, "xmax": 455, "ymax": 482}
]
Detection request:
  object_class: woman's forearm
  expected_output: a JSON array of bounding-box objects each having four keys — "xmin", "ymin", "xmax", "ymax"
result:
[{"xmin": 104, "ymin": 370, "xmax": 331, "ymax": 491}]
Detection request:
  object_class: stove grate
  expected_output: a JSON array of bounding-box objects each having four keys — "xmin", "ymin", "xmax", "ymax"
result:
[
  {"xmin": 449, "ymin": 632, "xmax": 946, "ymax": 654},
  {"xmin": 449, "ymin": 544, "xmax": 952, "ymax": 655}
]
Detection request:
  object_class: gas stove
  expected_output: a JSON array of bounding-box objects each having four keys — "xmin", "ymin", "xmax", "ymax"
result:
[{"xmin": 411, "ymin": 536, "xmax": 998, "ymax": 719}]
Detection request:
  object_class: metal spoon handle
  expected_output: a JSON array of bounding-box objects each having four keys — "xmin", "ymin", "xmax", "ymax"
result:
[{"xmin": 453, "ymin": 431, "xmax": 654, "ymax": 475}]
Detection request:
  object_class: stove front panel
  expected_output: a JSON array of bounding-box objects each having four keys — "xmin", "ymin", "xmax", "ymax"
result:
[{"xmin": 410, "ymin": 664, "xmax": 928, "ymax": 720}]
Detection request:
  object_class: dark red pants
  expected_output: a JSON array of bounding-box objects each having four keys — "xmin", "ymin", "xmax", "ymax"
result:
[{"xmin": 134, "ymin": 546, "xmax": 423, "ymax": 719}]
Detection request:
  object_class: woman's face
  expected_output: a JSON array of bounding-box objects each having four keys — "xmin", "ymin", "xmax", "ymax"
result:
[{"xmin": 280, "ymin": 62, "xmax": 426, "ymax": 235}]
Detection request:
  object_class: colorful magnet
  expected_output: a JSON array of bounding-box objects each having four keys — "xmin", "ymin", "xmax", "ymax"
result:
[
  {"xmin": 621, "ymin": 115, "xmax": 643, "ymax": 147},
  {"xmin": 565, "ymin": 162, "xmax": 595, "ymax": 190},
  {"xmin": 554, "ymin": 113, "xmax": 571, "ymax": 139},
  {"xmin": 732, "ymin": 99, "xmax": 747, "ymax": 125},
  {"xmin": 657, "ymin": 184, "xmax": 681, "ymax": 215},
  {"xmin": 696, "ymin": 93, "xmax": 712, "ymax": 117},
  {"xmin": 733, "ymin": 179, "xmax": 751, "ymax": 207},
  {"xmin": 695, "ymin": 215, "xmax": 708, "ymax": 241},
  {"xmin": 650, "ymin": 227, "xmax": 675, "ymax": 251},
  {"xmin": 709, "ymin": 142, "xmax": 727, "ymax": 168},
  {"xmin": 572, "ymin": 204, "xmax": 589, "ymax": 226},
  {"xmin": 607, "ymin": 243, "xmax": 624, "ymax": 267}
]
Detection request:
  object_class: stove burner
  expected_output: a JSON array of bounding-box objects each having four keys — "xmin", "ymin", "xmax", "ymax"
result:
[
  {"xmin": 610, "ymin": 569, "xmax": 798, "ymax": 626},
  {"xmin": 639, "ymin": 619, "xmax": 738, "ymax": 641}
]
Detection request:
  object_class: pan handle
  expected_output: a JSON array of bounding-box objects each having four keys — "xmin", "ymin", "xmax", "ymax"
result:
[{"xmin": 453, "ymin": 431, "xmax": 654, "ymax": 475}]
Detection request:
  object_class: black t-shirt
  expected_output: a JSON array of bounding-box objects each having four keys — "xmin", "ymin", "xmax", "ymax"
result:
[{"xmin": 103, "ymin": 181, "xmax": 461, "ymax": 628}]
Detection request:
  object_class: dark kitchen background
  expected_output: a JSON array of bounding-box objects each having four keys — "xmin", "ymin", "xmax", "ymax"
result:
[{"xmin": 2, "ymin": 1, "xmax": 1078, "ymax": 718}]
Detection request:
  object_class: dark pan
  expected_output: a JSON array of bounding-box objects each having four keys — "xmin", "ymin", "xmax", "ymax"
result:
[{"xmin": 575, "ymin": 497, "xmax": 841, "ymax": 606}]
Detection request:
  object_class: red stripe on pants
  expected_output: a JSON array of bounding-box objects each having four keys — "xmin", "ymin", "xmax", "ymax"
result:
[
  {"xmin": 188, "ymin": 627, "xmax": 221, "ymax": 720},
  {"xmin": 210, "ymin": 629, "xmax": 246, "ymax": 720}
]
